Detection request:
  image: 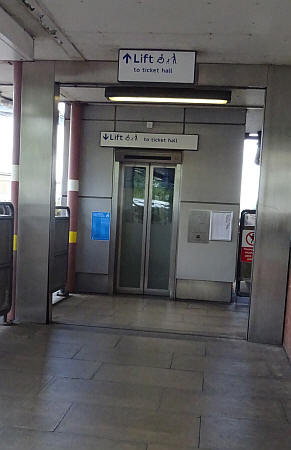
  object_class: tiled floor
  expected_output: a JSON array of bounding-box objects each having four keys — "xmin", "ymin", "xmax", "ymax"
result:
[
  {"xmin": 53, "ymin": 294, "xmax": 249, "ymax": 339},
  {"xmin": 0, "ymin": 318, "xmax": 290, "ymax": 449}
]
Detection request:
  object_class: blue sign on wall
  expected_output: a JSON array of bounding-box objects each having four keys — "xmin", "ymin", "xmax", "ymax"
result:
[{"xmin": 91, "ymin": 212, "xmax": 111, "ymax": 241}]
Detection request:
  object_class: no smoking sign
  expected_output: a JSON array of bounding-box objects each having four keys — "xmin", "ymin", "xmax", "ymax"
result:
[{"xmin": 241, "ymin": 230, "xmax": 255, "ymax": 263}]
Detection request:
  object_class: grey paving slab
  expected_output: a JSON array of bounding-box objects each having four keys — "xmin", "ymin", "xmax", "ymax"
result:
[
  {"xmin": 266, "ymin": 358, "xmax": 291, "ymax": 379},
  {"xmin": 34, "ymin": 326, "xmax": 120, "ymax": 347},
  {"xmin": 0, "ymin": 340, "xmax": 82, "ymax": 359},
  {"xmin": 206, "ymin": 340, "xmax": 286, "ymax": 362},
  {"xmin": 281, "ymin": 399, "xmax": 291, "ymax": 422},
  {"xmin": 0, "ymin": 428, "xmax": 146, "ymax": 450},
  {"xmin": 53, "ymin": 294, "xmax": 249, "ymax": 338},
  {"xmin": 172, "ymin": 353, "xmax": 271, "ymax": 377},
  {"xmin": 204, "ymin": 372, "xmax": 291, "ymax": 399},
  {"xmin": 40, "ymin": 378, "xmax": 162, "ymax": 410},
  {"xmin": 160, "ymin": 388, "xmax": 287, "ymax": 422},
  {"xmin": 94, "ymin": 364, "xmax": 203, "ymax": 391},
  {"xmin": 74, "ymin": 346, "xmax": 172, "ymax": 368},
  {"xmin": 57, "ymin": 403, "xmax": 200, "ymax": 447},
  {"xmin": 148, "ymin": 445, "xmax": 198, "ymax": 450},
  {"xmin": 200, "ymin": 416, "xmax": 291, "ymax": 449},
  {"xmin": 148, "ymin": 446, "xmax": 214, "ymax": 450},
  {"xmin": 0, "ymin": 370, "xmax": 53, "ymax": 397},
  {"xmin": 117, "ymin": 335, "xmax": 206, "ymax": 356},
  {"xmin": 0, "ymin": 395, "xmax": 71, "ymax": 431},
  {"xmin": 0, "ymin": 353, "xmax": 101, "ymax": 379}
]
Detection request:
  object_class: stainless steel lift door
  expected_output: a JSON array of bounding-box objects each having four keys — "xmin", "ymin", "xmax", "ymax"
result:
[{"xmin": 116, "ymin": 163, "xmax": 179, "ymax": 297}]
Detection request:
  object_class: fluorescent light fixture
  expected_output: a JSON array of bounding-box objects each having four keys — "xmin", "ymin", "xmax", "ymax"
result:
[{"xmin": 105, "ymin": 87, "xmax": 231, "ymax": 105}]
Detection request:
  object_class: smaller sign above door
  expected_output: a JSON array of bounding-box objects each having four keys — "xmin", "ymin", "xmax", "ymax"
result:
[
  {"xmin": 118, "ymin": 49, "xmax": 196, "ymax": 84},
  {"xmin": 100, "ymin": 132, "xmax": 198, "ymax": 151}
]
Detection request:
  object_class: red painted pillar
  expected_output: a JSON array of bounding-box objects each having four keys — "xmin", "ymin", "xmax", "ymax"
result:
[
  {"xmin": 66, "ymin": 103, "xmax": 82, "ymax": 292},
  {"xmin": 7, "ymin": 62, "xmax": 22, "ymax": 322}
]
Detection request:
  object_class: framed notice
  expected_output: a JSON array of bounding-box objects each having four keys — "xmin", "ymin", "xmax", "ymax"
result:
[
  {"xmin": 209, "ymin": 211, "xmax": 233, "ymax": 242},
  {"xmin": 91, "ymin": 212, "xmax": 111, "ymax": 241}
]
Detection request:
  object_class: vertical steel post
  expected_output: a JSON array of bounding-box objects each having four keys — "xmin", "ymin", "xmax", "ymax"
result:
[
  {"xmin": 7, "ymin": 62, "xmax": 22, "ymax": 322},
  {"xmin": 66, "ymin": 103, "xmax": 82, "ymax": 292}
]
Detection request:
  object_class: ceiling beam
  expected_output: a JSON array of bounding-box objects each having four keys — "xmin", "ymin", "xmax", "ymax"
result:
[
  {"xmin": 19, "ymin": 0, "xmax": 85, "ymax": 60},
  {"xmin": 0, "ymin": 6, "xmax": 33, "ymax": 59}
]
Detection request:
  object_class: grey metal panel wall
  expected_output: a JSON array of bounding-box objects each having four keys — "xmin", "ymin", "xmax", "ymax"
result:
[
  {"xmin": 116, "ymin": 121, "xmax": 183, "ymax": 134},
  {"xmin": 76, "ymin": 197, "xmax": 111, "ymax": 274},
  {"xmin": 55, "ymin": 62, "xmax": 268, "ymax": 88},
  {"xmin": 61, "ymin": 104, "xmax": 71, "ymax": 203},
  {"xmin": 116, "ymin": 105, "xmax": 184, "ymax": 122},
  {"xmin": 82, "ymin": 104, "xmax": 115, "ymax": 121},
  {"xmin": 182, "ymin": 124, "xmax": 245, "ymax": 204},
  {"xmin": 176, "ymin": 202, "xmax": 240, "ymax": 283},
  {"xmin": 79, "ymin": 120, "xmax": 114, "ymax": 197},
  {"xmin": 249, "ymin": 66, "xmax": 291, "ymax": 345},
  {"xmin": 16, "ymin": 62, "xmax": 57, "ymax": 323},
  {"xmin": 76, "ymin": 104, "xmax": 245, "ymax": 296},
  {"xmin": 185, "ymin": 108, "xmax": 246, "ymax": 124},
  {"xmin": 76, "ymin": 273, "xmax": 108, "ymax": 294}
]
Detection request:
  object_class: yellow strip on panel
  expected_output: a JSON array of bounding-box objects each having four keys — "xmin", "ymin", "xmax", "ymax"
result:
[
  {"xmin": 69, "ymin": 231, "xmax": 77, "ymax": 244},
  {"xmin": 13, "ymin": 234, "xmax": 17, "ymax": 251}
]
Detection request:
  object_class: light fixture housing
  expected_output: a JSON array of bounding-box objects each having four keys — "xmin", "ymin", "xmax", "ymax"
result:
[{"xmin": 105, "ymin": 87, "xmax": 231, "ymax": 105}]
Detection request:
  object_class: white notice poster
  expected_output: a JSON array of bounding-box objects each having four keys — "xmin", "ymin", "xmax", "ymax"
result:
[{"xmin": 209, "ymin": 211, "xmax": 233, "ymax": 241}]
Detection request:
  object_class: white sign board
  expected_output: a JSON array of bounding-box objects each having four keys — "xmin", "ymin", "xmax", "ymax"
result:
[
  {"xmin": 100, "ymin": 132, "xmax": 198, "ymax": 151},
  {"xmin": 118, "ymin": 49, "xmax": 196, "ymax": 84},
  {"xmin": 209, "ymin": 211, "xmax": 233, "ymax": 242},
  {"xmin": 242, "ymin": 230, "xmax": 255, "ymax": 248}
]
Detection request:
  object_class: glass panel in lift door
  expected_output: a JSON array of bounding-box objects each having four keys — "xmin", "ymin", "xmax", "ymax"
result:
[
  {"xmin": 119, "ymin": 166, "xmax": 146, "ymax": 289},
  {"xmin": 146, "ymin": 167, "xmax": 175, "ymax": 291}
]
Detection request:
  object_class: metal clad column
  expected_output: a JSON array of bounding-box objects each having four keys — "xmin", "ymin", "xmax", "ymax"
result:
[
  {"xmin": 249, "ymin": 66, "xmax": 291, "ymax": 344},
  {"xmin": 16, "ymin": 62, "xmax": 57, "ymax": 323},
  {"xmin": 66, "ymin": 103, "xmax": 82, "ymax": 292},
  {"xmin": 8, "ymin": 62, "xmax": 22, "ymax": 322}
]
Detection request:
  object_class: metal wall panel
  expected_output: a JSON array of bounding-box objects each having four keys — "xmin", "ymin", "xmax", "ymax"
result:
[
  {"xmin": 77, "ymin": 104, "xmax": 245, "ymax": 299},
  {"xmin": 176, "ymin": 202, "xmax": 240, "ymax": 283},
  {"xmin": 76, "ymin": 273, "xmax": 109, "ymax": 294},
  {"xmin": 185, "ymin": 108, "xmax": 246, "ymax": 124},
  {"xmin": 182, "ymin": 124, "xmax": 245, "ymax": 204},
  {"xmin": 115, "ymin": 121, "xmax": 183, "ymax": 134},
  {"xmin": 249, "ymin": 66, "xmax": 291, "ymax": 345},
  {"xmin": 79, "ymin": 120, "xmax": 114, "ymax": 197},
  {"xmin": 82, "ymin": 104, "xmax": 115, "ymax": 121},
  {"xmin": 16, "ymin": 62, "xmax": 57, "ymax": 323},
  {"xmin": 54, "ymin": 62, "xmax": 268, "ymax": 88},
  {"xmin": 198, "ymin": 64, "xmax": 268, "ymax": 88},
  {"xmin": 176, "ymin": 279, "xmax": 232, "ymax": 302},
  {"xmin": 61, "ymin": 105, "xmax": 71, "ymax": 203},
  {"xmin": 116, "ymin": 105, "xmax": 184, "ymax": 122},
  {"xmin": 76, "ymin": 197, "xmax": 111, "ymax": 274}
]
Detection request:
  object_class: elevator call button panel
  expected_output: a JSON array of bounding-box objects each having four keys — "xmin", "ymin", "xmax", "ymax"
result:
[{"xmin": 188, "ymin": 210, "xmax": 211, "ymax": 243}]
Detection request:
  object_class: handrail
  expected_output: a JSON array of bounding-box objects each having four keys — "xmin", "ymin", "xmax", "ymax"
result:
[
  {"xmin": 55, "ymin": 206, "xmax": 70, "ymax": 218},
  {"xmin": 0, "ymin": 202, "xmax": 14, "ymax": 218}
]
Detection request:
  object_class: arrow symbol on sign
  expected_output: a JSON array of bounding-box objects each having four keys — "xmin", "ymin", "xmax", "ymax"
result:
[
  {"xmin": 123, "ymin": 53, "xmax": 132, "ymax": 64},
  {"xmin": 103, "ymin": 134, "xmax": 109, "ymax": 140}
]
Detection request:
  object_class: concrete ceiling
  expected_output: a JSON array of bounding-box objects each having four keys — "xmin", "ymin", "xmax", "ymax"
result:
[{"xmin": 0, "ymin": 0, "xmax": 291, "ymax": 64}]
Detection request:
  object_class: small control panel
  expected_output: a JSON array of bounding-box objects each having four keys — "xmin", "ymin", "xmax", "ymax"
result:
[{"xmin": 188, "ymin": 210, "xmax": 211, "ymax": 243}]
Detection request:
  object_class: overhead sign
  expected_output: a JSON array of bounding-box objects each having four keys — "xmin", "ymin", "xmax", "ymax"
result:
[
  {"xmin": 100, "ymin": 132, "xmax": 198, "ymax": 151},
  {"xmin": 241, "ymin": 230, "xmax": 255, "ymax": 263},
  {"xmin": 118, "ymin": 49, "xmax": 196, "ymax": 84}
]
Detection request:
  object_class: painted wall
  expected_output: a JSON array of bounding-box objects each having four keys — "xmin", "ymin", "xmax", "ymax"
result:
[{"xmin": 72, "ymin": 104, "xmax": 245, "ymax": 299}]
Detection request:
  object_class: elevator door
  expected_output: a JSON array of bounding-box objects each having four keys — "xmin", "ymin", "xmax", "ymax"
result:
[{"xmin": 117, "ymin": 163, "xmax": 178, "ymax": 296}]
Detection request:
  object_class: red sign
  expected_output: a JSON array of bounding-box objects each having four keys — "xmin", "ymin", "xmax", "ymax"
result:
[
  {"xmin": 241, "ymin": 230, "xmax": 255, "ymax": 263},
  {"xmin": 241, "ymin": 246, "xmax": 254, "ymax": 263}
]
